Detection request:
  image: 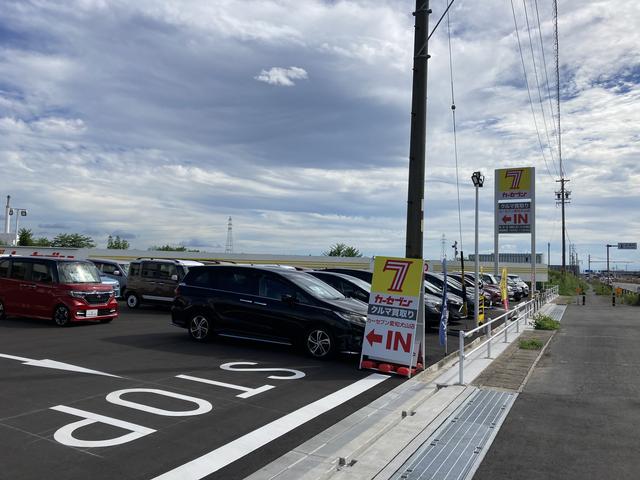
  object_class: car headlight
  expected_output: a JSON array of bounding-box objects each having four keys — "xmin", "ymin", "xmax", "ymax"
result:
[
  {"xmin": 69, "ymin": 291, "xmax": 86, "ymax": 299},
  {"xmin": 335, "ymin": 311, "xmax": 367, "ymax": 326}
]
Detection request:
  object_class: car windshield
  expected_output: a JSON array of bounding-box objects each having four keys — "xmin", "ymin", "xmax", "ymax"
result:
[
  {"xmin": 58, "ymin": 262, "xmax": 101, "ymax": 284},
  {"xmin": 341, "ymin": 275, "xmax": 372, "ymax": 292},
  {"xmin": 483, "ymin": 274, "xmax": 498, "ymax": 284},
  {"xmin": 289, "ymin": 273, "xmax": 345, "ymax": 300},
  {"xmin": 424, "ymin": 281, "xmax": 442, "ymax": 295}
]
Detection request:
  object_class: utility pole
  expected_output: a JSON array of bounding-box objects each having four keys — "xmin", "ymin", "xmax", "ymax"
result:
[
  {"xmin": 4, "ymin": 196, "xmax": 10, "ymax": 234},
  {"xmin": 588, "ymin": 254, "xmax": 591, "ymax": 272},
  {"xmin": 553, "ymin": 0, "xmax": 570, "ymax": 273},
  {"xmin": 405, "ymin": 0, "xmax": 430, "ymax": 260},
  {"xmin": 606, "ymin": 244, "xmax": 615, "ymax": 277},
  {"xmin": 547, "ymin": 242, "xmax": 551, "ymax": 266}
]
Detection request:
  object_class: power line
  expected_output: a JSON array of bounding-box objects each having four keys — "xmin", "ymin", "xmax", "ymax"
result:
[
  {"xmin": 533, "ymin": 0, "xmax": 561, "ymax": 162},
  {"xmin": 522, "ymin": 0, "xmax": 559, "ymax": 178},
  {"xmin": 509, "ymin": 0, "xmax": 555, "ymax": 181},
  {"xmin": 428, "ymin": 0, "xmax": 457, "ymax": 41},
  {"xmin": 445, "ymin": 5, "xmax": 463, "ymax": 253}
]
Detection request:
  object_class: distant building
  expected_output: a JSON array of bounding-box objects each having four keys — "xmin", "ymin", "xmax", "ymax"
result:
[{"xmin": 468, "ymin": 253, "xmax": 544, "ymax": 264}]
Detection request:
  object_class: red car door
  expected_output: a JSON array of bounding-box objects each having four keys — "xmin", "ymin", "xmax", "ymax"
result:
[
  {"xmin": 29, "ymin": 261, "xmax": 57, "ymax": 318},
  {"xmin": 6, "ymin": 259, "xmax": 32, "ymax": 316}
]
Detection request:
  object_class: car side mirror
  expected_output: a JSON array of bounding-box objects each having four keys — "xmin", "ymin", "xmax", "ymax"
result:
[
  {"xmin": 170, "ymin": 274, "xmax": 178, "ymax": 281},
  {"xmin": 281, "ymin": 294, "xmax": 296, "ymax": 305},
  {"xmin": 112, "ymin": 270, "xmax": 121, "ymax": 276}
]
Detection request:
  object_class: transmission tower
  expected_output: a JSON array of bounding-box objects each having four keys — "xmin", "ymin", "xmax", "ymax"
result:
[
  {"xmin": 441, "ymin": 234, "xmax": 447, "ymax": 260},
  {"xmin": 225, "ymin": 217, "xmax": 233, "ymax": 254}
]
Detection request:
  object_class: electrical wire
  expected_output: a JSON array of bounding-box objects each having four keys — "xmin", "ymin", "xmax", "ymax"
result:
[
  {"xmin": 533, "ymin": 0, "xmax": 561, "ymax": 172},
  {"xmin": 522, "ymin": 0, "xmax": 559, "ymax": 179},
  {"xmin": 429, "ymin": 0, "xmax": 458, "ymax": 41},
  {"xmin": 445, "ymin": 4, "xmax": 464, "ymax": 254},
  {"xmin": 509, "ymin": 0, "xmax": 555, "ymax": 181}
]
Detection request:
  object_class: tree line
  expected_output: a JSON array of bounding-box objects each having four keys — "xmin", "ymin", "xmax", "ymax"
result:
[{"xmin": 12, "ymin": 229, "xmax": 130, "ymax": 249}]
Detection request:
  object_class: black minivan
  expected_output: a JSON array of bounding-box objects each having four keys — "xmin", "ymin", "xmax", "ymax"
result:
[{"xmin": 171, "ymin": 265, "xmax": 368, "ymax": 359}]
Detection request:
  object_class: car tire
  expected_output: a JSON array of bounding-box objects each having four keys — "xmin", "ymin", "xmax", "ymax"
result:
[
  {"xmin": 188, "ymin": 313, "xmax": 211, "ymax": 341},
  {"xmin": 53, "ymin": 305, "xmax": 71, "ymax": 327},
  {"xmin": 304, "ymin": 327, "xmax": 335, "ymax": 359},
  {"xmin": 126, "ymin": 292, "xmax": 140, "ymax": 309},
  {"xmin": 0, "ymin": 299, "xmax": 5, "ymax": 320}
]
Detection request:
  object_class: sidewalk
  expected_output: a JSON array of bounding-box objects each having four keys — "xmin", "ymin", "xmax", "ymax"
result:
[
  {"xmin": 473, "ymin": 291, "xmax": 640, "ymax": 480},
  {"xmin": 248, "ymin": 297, "xmax": 561, "ymax": 480}
]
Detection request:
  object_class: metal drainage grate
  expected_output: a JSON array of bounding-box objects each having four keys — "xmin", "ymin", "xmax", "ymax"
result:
[
  {"xmin": 545, "ymin": 305, "xmax": 566, "ymax": 322},
  {"xmin": 390, "ymin": 388, "xmax": 516, "ymax": 480}
]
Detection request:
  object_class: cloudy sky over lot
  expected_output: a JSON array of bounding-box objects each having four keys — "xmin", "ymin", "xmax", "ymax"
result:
[{"xmin": 0, "ymin": 0, "xmax": 638, "ymax": 269}]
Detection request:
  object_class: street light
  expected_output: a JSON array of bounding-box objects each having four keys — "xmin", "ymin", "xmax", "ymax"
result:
[
  {"xmin": 9, "ymin": 208, "xmax": 28, "ymax": 245},
  {"xmin": 471, "ymin": 171, "xmax": 484, "ymax": 327}
]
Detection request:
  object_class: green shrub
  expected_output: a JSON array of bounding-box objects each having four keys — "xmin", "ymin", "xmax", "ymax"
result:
[
  {"xmin": 548, "ymin": 271, "xmax": 588, "ymax": 296},
  {"xmin": 533, "ymin": 314, "xmax": 560, "ymax": 330},
  {"xmin": 519, "ymin": 339, "xmax": 543, "ymax": 350},
  {"xmin": 622, "ymin": 293, "xmax": 640, "ymax": 306}
]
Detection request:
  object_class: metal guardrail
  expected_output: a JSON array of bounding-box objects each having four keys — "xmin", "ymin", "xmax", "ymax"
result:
[{"xmin": 458, "ymin": 286, "xmax": 559, "ymax": 384}]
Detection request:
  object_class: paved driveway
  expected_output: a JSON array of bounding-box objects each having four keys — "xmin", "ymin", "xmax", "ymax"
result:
[{"xmin": 474, "ymin": 293, "xmax": 640, "ymax": 480}]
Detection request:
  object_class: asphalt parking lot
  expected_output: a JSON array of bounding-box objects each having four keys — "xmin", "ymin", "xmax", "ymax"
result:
[
  {"xmin": 0, "ymin": 305, "xmax": 406, "ymax": 480},
  {"xmin": 0, "ymin": 300, "xmax": 518, "ymax": 480}
]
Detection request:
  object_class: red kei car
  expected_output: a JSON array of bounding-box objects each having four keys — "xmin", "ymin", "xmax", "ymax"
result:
[{"xmin": 0, "ymin": 256, "xmax": 118, "ymax": 326}]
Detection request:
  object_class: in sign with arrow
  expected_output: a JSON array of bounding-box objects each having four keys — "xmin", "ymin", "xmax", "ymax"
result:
[{"xmin": 366, "ymin": 330, "xmax": 383, "ymax": 347}]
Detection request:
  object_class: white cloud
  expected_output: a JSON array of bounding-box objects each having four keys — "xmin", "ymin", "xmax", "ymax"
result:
[
  {"xmin": 254, "ymin": 66, "xmax": 308, "ymax": 86},
  {"xmin": 0, "ymin": 0, "xmax": 637, "ymax": 267}
]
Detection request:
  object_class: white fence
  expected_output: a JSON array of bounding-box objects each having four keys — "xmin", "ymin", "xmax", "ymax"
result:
[{"xmin": 458, "ymin": 286, "xmax": 559, "ymax": 385}]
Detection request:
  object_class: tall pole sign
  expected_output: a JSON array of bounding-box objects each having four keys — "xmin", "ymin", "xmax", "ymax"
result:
[{"xmin": 494, "ymin": 167, "xmax": 536, "ymax": 295}]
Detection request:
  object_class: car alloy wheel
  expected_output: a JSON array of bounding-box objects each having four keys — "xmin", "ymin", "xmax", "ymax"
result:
[
  {"xmin": 305, "ymin": 328, "xmax": 334, "ymax": 359},
  {"xmin": 126, "ymin": 293, "xmax": 139, "ymax": 309},
  {"xmin": 53, "ymin": 305, "xmax": 70, "ymax": 327},
  {"xmin": 189, "ymin": 314, "xmax": 210, "ymax": 341}
]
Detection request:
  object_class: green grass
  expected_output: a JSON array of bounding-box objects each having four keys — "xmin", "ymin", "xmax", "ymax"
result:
[
  {"xmin": 519, "ymin": 338, "xmax": 544, "ymax": 350},
  {"xmin": 533, "ymin": 313, "xmax": 561, "ymax": 330},
  {"xmin": 548, "ymin": 271, "xmax": 588, "ymax": 296}
]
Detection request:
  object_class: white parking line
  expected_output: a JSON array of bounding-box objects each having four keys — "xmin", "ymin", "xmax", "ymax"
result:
[{"xmin": 152, "ymin": 373, "xmax": 389, "ymax": 480}]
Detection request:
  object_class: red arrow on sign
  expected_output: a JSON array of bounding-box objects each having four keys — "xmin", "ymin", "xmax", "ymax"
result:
[
  {"xmin": 366, "ymin": 330, "xmax": 383, "ymax": 347},
  {"xmin": 502, "ymin": 215, "xmax": 512, "ymax": 223}
]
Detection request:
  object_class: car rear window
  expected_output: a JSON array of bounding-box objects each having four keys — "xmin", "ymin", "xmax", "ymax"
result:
[{"xmin": 58, "ymin": 262, "xmax": 101, "ymax": 284}]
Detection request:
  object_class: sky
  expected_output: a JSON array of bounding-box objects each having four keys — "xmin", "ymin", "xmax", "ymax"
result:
[{"xmin": 0, "ymin": 0, "xmax": 638, "ymax": 270}]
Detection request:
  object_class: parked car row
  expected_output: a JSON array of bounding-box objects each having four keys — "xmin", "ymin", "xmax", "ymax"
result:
[{"xmin": 0, "ymin": 254, "xmax": 531, "ymax": 361}]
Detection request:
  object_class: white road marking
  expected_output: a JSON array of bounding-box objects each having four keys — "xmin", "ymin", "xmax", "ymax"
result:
[
  {"xmin": 51, "ymin": 405, "xmax": 155, "ymax": 448},
  {"xmin": 219, "ymin": 362, "xmax": 306, "ymax": 379},
  {"xmin": 153, "ymin": 373, "xmax": 389, "ymax": 480},
  {"xmin": 0, "ymin": 353, "xmax": 120, "ymax": 377},
  {"xmin": 105, "ymin": 388, "xmax": 213, "ymax": 416},
  {"xmin": 177, "ymin": 374, "xmax": 276, "ymax": 398}
]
